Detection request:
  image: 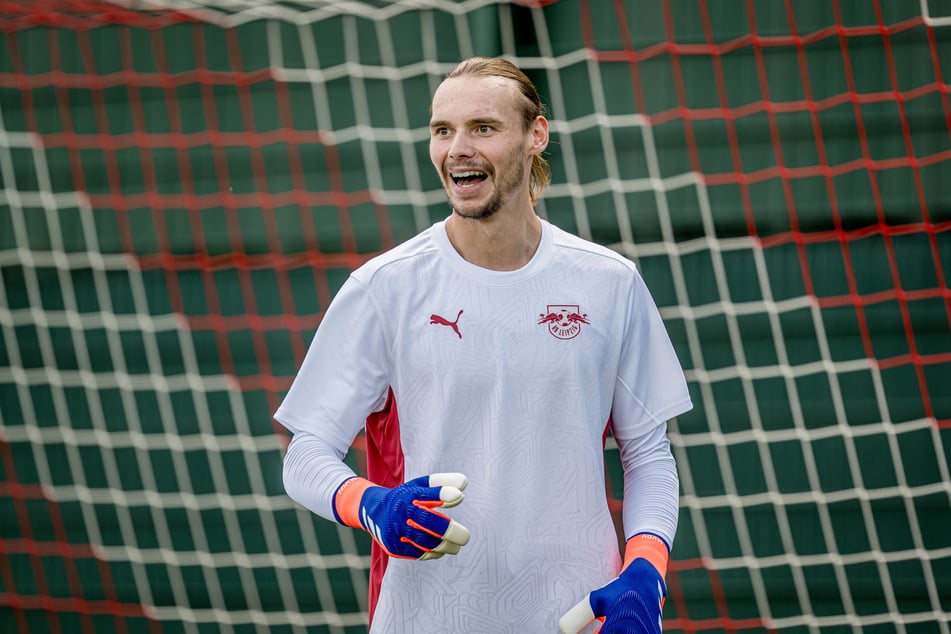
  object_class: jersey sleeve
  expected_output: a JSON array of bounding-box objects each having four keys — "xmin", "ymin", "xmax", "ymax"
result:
[
  {"xmin": 274, "ymin": 274, "xmax": 391, "ymax": 453},
  {"xmin": 610, "ymin": 269, "xmax": 693, "ymax": 441}
]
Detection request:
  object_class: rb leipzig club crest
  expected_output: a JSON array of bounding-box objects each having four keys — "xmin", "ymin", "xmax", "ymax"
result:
[{"xmin": 538, "ymin": 304, "xmax": 590, "ymax": 340}]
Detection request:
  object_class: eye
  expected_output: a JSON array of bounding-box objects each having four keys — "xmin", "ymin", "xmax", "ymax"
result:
[{"xmin": 476, "ymin": 125, "xmax": 492, "ymax": 134}]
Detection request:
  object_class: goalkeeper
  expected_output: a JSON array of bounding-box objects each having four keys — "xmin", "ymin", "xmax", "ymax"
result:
[{"xmin": 276, "ymin": 56, "xmax": 692, "ymax": 633}]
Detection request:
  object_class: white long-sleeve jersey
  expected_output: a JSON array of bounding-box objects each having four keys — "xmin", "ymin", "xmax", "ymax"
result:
[{"xmin": 275, "ymin": 218, "xmax": 692, "ymax": 633}]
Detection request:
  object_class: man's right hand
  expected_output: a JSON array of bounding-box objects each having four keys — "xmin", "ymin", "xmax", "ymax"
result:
[{"xmin": 333, "ymin": 473, "xmax": 471, "ymax": 560}]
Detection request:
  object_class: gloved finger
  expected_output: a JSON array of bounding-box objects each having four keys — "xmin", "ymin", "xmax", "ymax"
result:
[
  {"xmin": 400, "ymin": 529, "xmax": 446, "ymax": 556},
  {"xmin": 432, "ymin": 539, "xmax": 461, "ymax": 556},
  {"xmin": 429, "ymin": 472, "xmax": 468, "ymax": 500},
  {"xmin": 406, "ymin": 472, "xmax": 467, "ymax": 508},
  {"xmin": 393, "ymin": 542, "xmax": 437, "ymax": 560},
  {"xmin": 400, "ymin": 531, "xmax": 463, "ymax": 558},
  {"xmin": 405, "ymin": 472, "xmax": 468, "ymax": 490},
  {"xmin": 408, "ymin": 502, "xmax": 452, "ymax": 535},
  {"xmin": 409, "ymin": 523, "xmax": 444, "ymax": 544},
  {"xmin": 441, "ymin": 518, "xmax": 470, "ymax": 546},
  {"xmin": 430, "ymin": 519, "xmax": 470, "ymax": 554},
  {"xmin": 558, "ymin": 594, "xmax": 595, "ymax": 634},
  {"xmin": 404, "ymin": 513, "xmax": 470, "ymax": 550},
  {"xmin": 409, "ymin": 504, "xmax": 471, "ymax": 543}
]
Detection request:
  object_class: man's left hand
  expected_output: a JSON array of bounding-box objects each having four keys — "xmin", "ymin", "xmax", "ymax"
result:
[{"xmin": 558, "ymin": 557, "xmax": 666, "ymax": 634}]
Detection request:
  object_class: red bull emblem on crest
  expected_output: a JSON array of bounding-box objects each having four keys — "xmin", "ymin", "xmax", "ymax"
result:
[{"xmin": 538, "ymin": 305, "xmax": 590, "ymax": 340}]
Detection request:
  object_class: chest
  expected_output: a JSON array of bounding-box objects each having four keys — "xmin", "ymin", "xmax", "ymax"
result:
[{"xmin": 385, "ymin": 280, "xmax": 622, "ymax": 388}]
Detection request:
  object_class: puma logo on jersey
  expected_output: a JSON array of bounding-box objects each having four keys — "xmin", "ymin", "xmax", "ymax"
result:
[{"xmin": 430, "ymin": 310, "xmax": 463, "ymax": 339}]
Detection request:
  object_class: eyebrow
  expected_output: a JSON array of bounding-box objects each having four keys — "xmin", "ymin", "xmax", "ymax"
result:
[{"xmin": 429, "ymin": 116, "xmax": 504, "ymax": 130}]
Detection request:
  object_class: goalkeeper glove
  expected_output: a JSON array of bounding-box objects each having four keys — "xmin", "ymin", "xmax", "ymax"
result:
[
  {"xmin": 332, "ymin": 472, "xmax": 471, "ymax": 560},
  {"xmin": 559, "ymin": 532, "xmax": 670, "ymax": 634}
]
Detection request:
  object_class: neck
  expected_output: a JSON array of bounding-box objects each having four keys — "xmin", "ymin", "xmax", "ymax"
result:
[{"xmin": 445, "ymin": 207, "xmax": 542, "ymax": 271}]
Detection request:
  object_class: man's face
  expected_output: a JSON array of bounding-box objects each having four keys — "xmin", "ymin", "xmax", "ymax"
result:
[{"xmin": 429, "ymin": 75, "xmax": 544, "ymax": 219}]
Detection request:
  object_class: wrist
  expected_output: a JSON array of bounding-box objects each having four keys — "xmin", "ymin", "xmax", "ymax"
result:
[
  {"xmin": 623, "ymin": 532, "xmax": 670, "ymax": 578},
  {"xmin": 332, "ymin": 476, "xmax": 375, "ymax": 529}
]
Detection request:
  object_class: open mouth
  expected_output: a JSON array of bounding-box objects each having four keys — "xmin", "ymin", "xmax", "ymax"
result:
[{"xmin": 450, "ymin": 170, "xmax": 488, "ymax": 187}]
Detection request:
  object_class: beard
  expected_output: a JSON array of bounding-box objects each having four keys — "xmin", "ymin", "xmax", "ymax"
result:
[
  {"xmin": 448, "ymin": 153, "xmax": 528, "ymax": 220},
  {"xmin": 451, "ymin": 188, "xmax": 505, "ymax": 220}
]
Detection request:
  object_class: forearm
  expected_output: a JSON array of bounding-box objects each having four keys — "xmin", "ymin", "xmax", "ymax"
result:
[
  {"xmin": 559, "ymin": 426, "xmax": 678, "ymax": 634},
  {"xmin": 618, "ymin": 423, "xmax": 680, "ymax": 546},
  {"xmin": 282, "ymin": 430, "xmax": 359, "ymax": 523}
]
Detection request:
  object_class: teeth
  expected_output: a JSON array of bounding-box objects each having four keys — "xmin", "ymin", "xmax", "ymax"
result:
[{"xmin": 453, "ymin": 171, "xmax": 485, "ymax": 179}]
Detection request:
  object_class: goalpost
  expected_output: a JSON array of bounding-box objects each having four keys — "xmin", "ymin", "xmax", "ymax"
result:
[{"xmin": 0, "ymin": 1, "xmax": 949, "ymax": 632}]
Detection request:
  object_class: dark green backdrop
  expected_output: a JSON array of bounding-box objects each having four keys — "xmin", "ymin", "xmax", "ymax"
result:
[{"xmin": 1, "ymin": 1, "xmax": 949, "ymax": 632}]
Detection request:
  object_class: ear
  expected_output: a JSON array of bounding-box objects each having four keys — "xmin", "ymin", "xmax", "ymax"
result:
[{"xmin": 529, "ymin": 115, "xmax": 549, "ymax": 155}]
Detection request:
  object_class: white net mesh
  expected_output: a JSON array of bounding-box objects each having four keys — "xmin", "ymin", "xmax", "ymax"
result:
[{"xmin": 1, "ymin": 1, "xmax": 949, "ymax": 632}]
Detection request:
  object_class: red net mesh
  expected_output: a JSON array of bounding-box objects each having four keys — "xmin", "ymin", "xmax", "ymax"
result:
[{"xmin": 1, "ymin": 1, "xmax": 949, "ymax": 632}]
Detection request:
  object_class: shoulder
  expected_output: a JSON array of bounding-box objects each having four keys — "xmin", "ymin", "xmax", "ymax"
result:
[
  {"xmin": 546, "ymin": 222, "xmax": 640, "ymax": 276},
  {"xmin": 350, "ymin": 224, "xmax": 440, "ymax": 286}
]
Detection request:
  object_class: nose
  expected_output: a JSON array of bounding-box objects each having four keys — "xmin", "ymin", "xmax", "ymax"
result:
[{"xmin": 448, "ymin": 132, "xmax": 475, "ymax": 160}]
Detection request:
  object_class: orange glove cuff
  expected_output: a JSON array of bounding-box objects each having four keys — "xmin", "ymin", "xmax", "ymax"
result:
[
  {"xmin": 622, "ymin": 533, "xmax": 670, "ymax": 578},
  {"xmin": 333, "ymin": 477, "xmax": 375, "ymax": 529}
]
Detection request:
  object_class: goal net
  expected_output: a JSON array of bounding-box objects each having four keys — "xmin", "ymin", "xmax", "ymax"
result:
[{"xmin": 1, "ymin": 1, "xmax": 949, "ymax": 632}]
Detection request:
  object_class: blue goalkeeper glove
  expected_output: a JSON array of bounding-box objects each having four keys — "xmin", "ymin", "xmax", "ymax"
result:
[
  {"xmin": 559, "ymin": 533, "xmax": 669, "ymax": 634},
  {"xmin": 333, "ymin": 473, "xmax": 470, "ymax": 560}
]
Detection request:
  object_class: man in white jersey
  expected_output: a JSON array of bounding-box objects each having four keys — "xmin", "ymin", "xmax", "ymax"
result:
[{"xmin": 276, "ymin": 57, "xmax": 692, "ymax": 633}]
